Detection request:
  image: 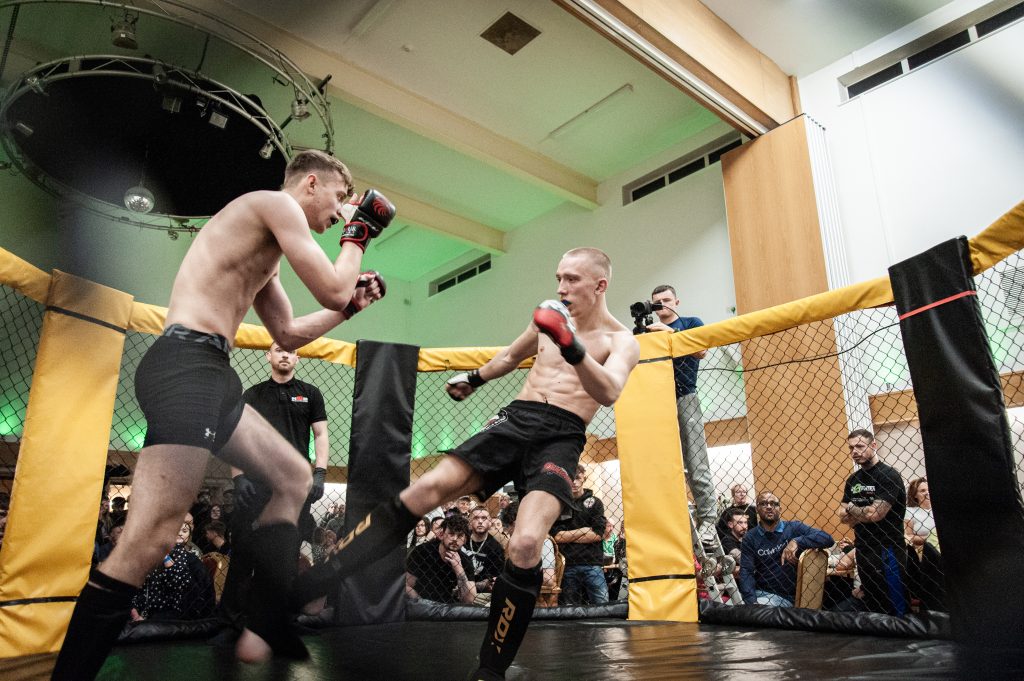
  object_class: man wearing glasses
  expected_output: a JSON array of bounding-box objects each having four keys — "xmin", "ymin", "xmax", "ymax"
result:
[{"xmin": 739, "ymin": 492, "xmax": 834, "ymax": 606}]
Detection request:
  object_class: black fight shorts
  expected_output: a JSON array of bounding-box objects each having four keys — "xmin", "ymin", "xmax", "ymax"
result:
[
  {"xmin": 135, "ymin": 325, "xmax": 244, "ymax": 453},
  {"xmin": 449, "ymin": 400, "xmax": 587, "ymax": 508}
]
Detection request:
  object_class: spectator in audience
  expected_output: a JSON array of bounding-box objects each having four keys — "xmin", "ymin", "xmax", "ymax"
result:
[
  {"xmin": 323, "ymin": 502, "xmax": 346, "ymax": 536},
  {"xmin": 717, "ymin": 483, "xmax": 758, "ymax": 540},
  {"xmin": 904, "ymin": 476, "xmax": 945, "ymax": 611},
  {"xmin": 312, "ymin": 528, "xmax": 337, "ymax": 565},
  {"xmin": 202, "ymin": 520, "xmax": 230, "ymax": 555},
  {"xmin": 180, "ymin": 512, "xmax": 204, "ymax": 559},
  {"xmin": 453, "ymin": 495, "xmax": 474, "ymax": 517},
  {"xmin": 109, "ymin": 496, "xmax": 128, "ymax": 526},
  {"xmin": 0, "ymin": 505, "xmax": 6, "ymax": 551},
  {"xmin": 221, "ymin": 488, "xmax": 236, "ymax": 521},
  {"xmin": 405, "ymin": 514, "xmax": 477, "ymax": 604},
  {"xmin": 408, "ymin": 517, "xmax": 432, "ymax": 550},
  {"xmin": 551, "ymin": 465, "xmax": 608, "ymax": 605},
  {"xmin": 739, "ymin": 491, "xmax": 834, "ymax": 607},
  {"xmin": 905, "ymin": 477, "xmax": 936, "ymax": 551},
  {"xmin": 429, "ymin": 516, "xmax": 445, "ymax": 540},
  {"xmin": 648, "ymin": 284, "xmax": 716, "ymax": 542},
  {"xmin": 719, "ymin": 508, "xmax": 749, "ymax": 561},
  {"xmin": 496, "ymin": 492, "xmax": 512, "ymax": 512},
  {"xmin": 824, "ymin": 539, "xmax": 859, "ymax": 611},
  {"xmin": 839, "ymin": 429, "xmax": 908, "ymax": 616},
  {"xmin": 96, "ymin": 516, "xmax": 126, "ymax": 564},
  {"xmin": 462, "ymin": 506, "xmax": 504, "ymax": 599},
  {"xmin": 130, "ymin": 518, "xmax": 215, "ymax": 621}
]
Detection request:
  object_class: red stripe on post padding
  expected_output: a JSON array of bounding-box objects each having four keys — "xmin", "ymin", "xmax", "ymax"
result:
[{"xmin": 898, "ymin": 290, "xmax": 977, "ymax": 321}]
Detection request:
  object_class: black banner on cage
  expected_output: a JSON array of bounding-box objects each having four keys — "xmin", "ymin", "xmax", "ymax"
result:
[
  {"xmin": 890, "ymin": 236, "xmax": 1024, "ymax": 671},
  {"xmin": 335, "ymin": 340, "xmax": 419, "ymax": 626}
]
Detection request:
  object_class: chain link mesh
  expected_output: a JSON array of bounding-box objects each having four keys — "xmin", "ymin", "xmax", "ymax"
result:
[
  {"xmin": 0, "ymin": 284, "xmax": 44, "ymax": 549},
  {"xmin": 4, "ymin": 249, "xmax": 1023, "ymax": 622}
]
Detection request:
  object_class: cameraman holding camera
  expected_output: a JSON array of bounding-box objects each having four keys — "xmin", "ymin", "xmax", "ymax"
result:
[{"xmin": 647, "ymin": 285, "xmax": 717, "ymax": 544}]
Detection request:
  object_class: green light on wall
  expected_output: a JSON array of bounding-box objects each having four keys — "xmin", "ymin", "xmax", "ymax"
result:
[
  {"xmin": 0, "ymin": 392, "xmax": 26, "ymax": 436},
  {"xmin": 411, "ymin": 428, "xmax": 428, "ymax": 460},
  {"xmin": 120, "ymin": 422, "xmax": 147, "ymax": 451}
]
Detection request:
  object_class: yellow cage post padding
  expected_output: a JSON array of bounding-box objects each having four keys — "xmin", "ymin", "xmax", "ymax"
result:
[
  {"xmin": 0, "ymin": 271, "xmax": 134, "ymax": 658},
  {"xmin": 615, "ymin": 332, "xmax": 698, "ymax": 622}
]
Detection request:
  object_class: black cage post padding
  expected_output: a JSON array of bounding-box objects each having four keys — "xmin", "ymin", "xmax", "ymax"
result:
[
  {"xmin": 889, "ymin": 237, "xmax": 1024, "ymax": 669},
  {"xmin": 335, "ymin": 340, "xmax": 420, "ymax": 626}
]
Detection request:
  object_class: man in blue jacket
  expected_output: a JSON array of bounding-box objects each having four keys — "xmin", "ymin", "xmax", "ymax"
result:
[{"xmin": 739, "ymin": 491, "xmax": 834, "ymax": 606}]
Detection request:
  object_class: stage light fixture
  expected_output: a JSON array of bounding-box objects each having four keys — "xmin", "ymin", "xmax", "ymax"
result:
[
  {"xmin": 291, "ymin": 97, "xmax": 310, "ymax": 121},
  {"xmin": 124, "ymin": 184, "xmax": 155, "ymax": 213},
  {"xmin": 161, "ymin": 95, "xmax": 182, "ymax": 113},
  {"xmin": 258, "ymin": 139, "xmax": 275, "ymax": 160},
  {"xmin": 111, "ymin": 11, "xmax": 139, "ymax": 50},
  {"xmin": 208, "ymin": 109, "xmax": 228, "ymax": 129},
  {"xmin": 13, "ymin": 121, "xmax": 33, "ymax": 137}
]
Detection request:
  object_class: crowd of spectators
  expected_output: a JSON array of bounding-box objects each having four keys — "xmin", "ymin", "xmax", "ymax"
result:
[{"xmin": 69, "ymin": 426, "xmax": 947, "ymax": 623}]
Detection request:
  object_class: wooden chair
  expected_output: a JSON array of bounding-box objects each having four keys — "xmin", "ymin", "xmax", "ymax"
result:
[
  {"xmin": 200, "ymin": 551, "xmax": 230, "ymax": 604},
  {"xmin": 537, "ymin": 540, "xmax": 565, "ymax": 607},
  {"xmin": 794, "ymin": 548, "xmax": 829, "ymax": 609}
]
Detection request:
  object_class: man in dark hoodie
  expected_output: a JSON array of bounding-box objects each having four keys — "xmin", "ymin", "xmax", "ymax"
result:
[{"xmin": 551, "ymin": 464, "xmax": 608, "ymax": 605}]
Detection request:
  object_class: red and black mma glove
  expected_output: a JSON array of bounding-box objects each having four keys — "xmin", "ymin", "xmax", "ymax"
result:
[
  {"xmin": 338, "ymin": 189, "xmax": 396, "ymax": 252},
  {"xmin": 533, "ymin": 300, "xmax": 586, "ymax": 365},
  {"xmin": 341, "ymin": 270, "xmax": 387, "ymax": 320}
]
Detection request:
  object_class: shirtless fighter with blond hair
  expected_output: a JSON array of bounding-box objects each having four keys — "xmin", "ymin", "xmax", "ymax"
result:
[
  {"xmin": 52, "ymin": 150, "xmax": 394, "ymax": 679},
  {"xmin": 289, "ymin": 247, "xmax": 639, "ymax": 679}
]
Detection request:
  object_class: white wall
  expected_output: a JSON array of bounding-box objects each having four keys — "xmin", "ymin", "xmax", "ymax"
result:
[
  {"xmin": 798, "ymin": 2, "xmax": 1024, "ymax": 284},
  {"xmin": 406, "ymin": 126, "xmax": 737, "ymax": 348}
]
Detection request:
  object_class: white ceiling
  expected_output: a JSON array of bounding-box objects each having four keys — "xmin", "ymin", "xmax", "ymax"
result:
[
  {"xmin": 700, "ymin": 0, "xmax": 955, "ymax": 77},
  {"xmin": 0, "ymin": 0, "xmax": 962, "ymax": 283}
]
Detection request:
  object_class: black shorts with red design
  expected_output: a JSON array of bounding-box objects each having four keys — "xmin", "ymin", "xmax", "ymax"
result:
[{"xmin": 447, "ymin": 399, "xmax": 586, "ymax": 508}]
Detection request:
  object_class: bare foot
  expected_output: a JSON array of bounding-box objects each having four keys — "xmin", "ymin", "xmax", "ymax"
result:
[{"xmin": 235, "ymin": 628, "xmax": 272, "ymax": 663}]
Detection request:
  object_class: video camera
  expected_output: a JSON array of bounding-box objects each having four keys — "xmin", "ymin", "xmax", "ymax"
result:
[{"xmin": 629, "ymin": 300, "xmax": 664, "ymax": 335}]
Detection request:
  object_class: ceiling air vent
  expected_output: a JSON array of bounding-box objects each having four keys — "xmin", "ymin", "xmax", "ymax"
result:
[{"xmin": 481, "ymin": 12, "xmax": 540, "ymax": 55}]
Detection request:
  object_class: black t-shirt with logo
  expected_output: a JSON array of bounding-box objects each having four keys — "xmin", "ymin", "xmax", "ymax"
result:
[
  {"xmin": 407, "ymin": 539, "xmax": 476, "ymax": 603},
  {"xmin": 842, "ymin": 460, "xmax": 905, "ymax": 548},
  {"xmin": 242, "ymin": 377, "xmax": 327, "ymax": 459},
  {"xmin": 550, "ymin": 489, "xmax": 606, "ymax": 566}
]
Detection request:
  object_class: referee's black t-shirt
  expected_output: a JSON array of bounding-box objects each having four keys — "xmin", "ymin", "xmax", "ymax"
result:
[{"xmin": 242, "ymin": 378, "xmax": 327, "ymax": 459}]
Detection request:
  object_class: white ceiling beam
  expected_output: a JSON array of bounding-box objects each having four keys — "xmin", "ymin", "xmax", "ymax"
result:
[
  {"xmin": 183, "ymin": 0, "xmax": 599, "ymax": 209},
  {"xmin": 352, "ymin": 170, "xmax": 506, "ymax": 255}
]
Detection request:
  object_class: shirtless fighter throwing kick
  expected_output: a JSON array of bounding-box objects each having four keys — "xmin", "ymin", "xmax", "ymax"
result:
[{"xmin": 289, "ymin": 247, "xmax": 639, "ymax": 679}]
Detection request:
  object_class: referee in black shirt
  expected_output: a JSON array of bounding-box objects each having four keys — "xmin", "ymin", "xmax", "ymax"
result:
[{"xmin": 213, "ymin": 342, "xmax": 330, "ymax": 643}]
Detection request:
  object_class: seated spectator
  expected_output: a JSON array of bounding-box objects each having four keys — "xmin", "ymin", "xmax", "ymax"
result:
[
  {"xmin": 739, "ymin": 492, "xmax": 834, "ymax": 607},
  {"xmin": 450, "ymin": 495, "xmax": 475, "ymax": 517},
  {"xmin": 823, "ymin": 539, "xmax": 860, "ymax": 611},
  {"xmin": 716, "ymin": 483, "xmax": 757, "ymax": 540},
  {"xmin": 719, "ymin": 508, "xmax": 748, "ymax": 567},
  {"xmin": 408, "ymin": 517, "xmax": 432, "ymax": 550},
  {"xmin": 200, "ymin": 520, "xmax": 230, "ymax": 555},
  {"xmin": 96, "ymin": 515, "xmax": 126, "ymax": 564},
  {"xmin": 463, "ymin": 507, "xmax": 504, "ymax": 598},
  {"xmin": 179, "ymin": 512, "xmax": 204, "ymax": 558},
  {"xmin": 109, "ymin": 496, "xmax": 128, "ymax": 528},
  {"xmin": 429, "ymin": 516, "xmax": 445, "ymax": 540},
  {"xmin": 322, "ymin": 502, "xmax": 345, "ymax": 535},
  {"xmin": 131, "ymin": 519, "xmax": 215, "ymax": 621},
  {"xmin": 312, "ymin": 528, "xmax": 337, "ymax": 565},
  {"xmin": 405, "ymin": 514, "xmax": 477, "ymax": 604}
]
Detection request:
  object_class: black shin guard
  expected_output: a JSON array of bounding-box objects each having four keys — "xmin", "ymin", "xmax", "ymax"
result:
[
  {"xmin": 244, "ymin": 523, "xmax": 308, "ymax": 659},
  {"xmin": 475, "ymin": 560, "xmax": 542, "ymax": 679},
  {"xmin": 289, "ymin": 495, "xmax": 418, "ymax": 610},
  {"xmin": 51, "ymin": 570, "xmax": 137, "ymax": 681}
]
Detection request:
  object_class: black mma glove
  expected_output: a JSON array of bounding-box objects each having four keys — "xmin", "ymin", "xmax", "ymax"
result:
[
  {"xmin": 342, "ymin": 271, "xmax": 387, "ymax": 319},
  {"xmin": 338, "ymin": 189, "xmax": 396, "ymax": 252},
  {"xmin": 308, "ymin": 467, "xmax": 327, "ymax": 503},
  {"xmin": 445, "ymin": 369, "xmax": 487, "ymax": 401},
  {"xmin": 533, "ymin": 300, "xmax": 586, "ymax": 365},
  {"xmin": 232, "ymin": 474, "xmax": 258, "ymax": 514}
]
